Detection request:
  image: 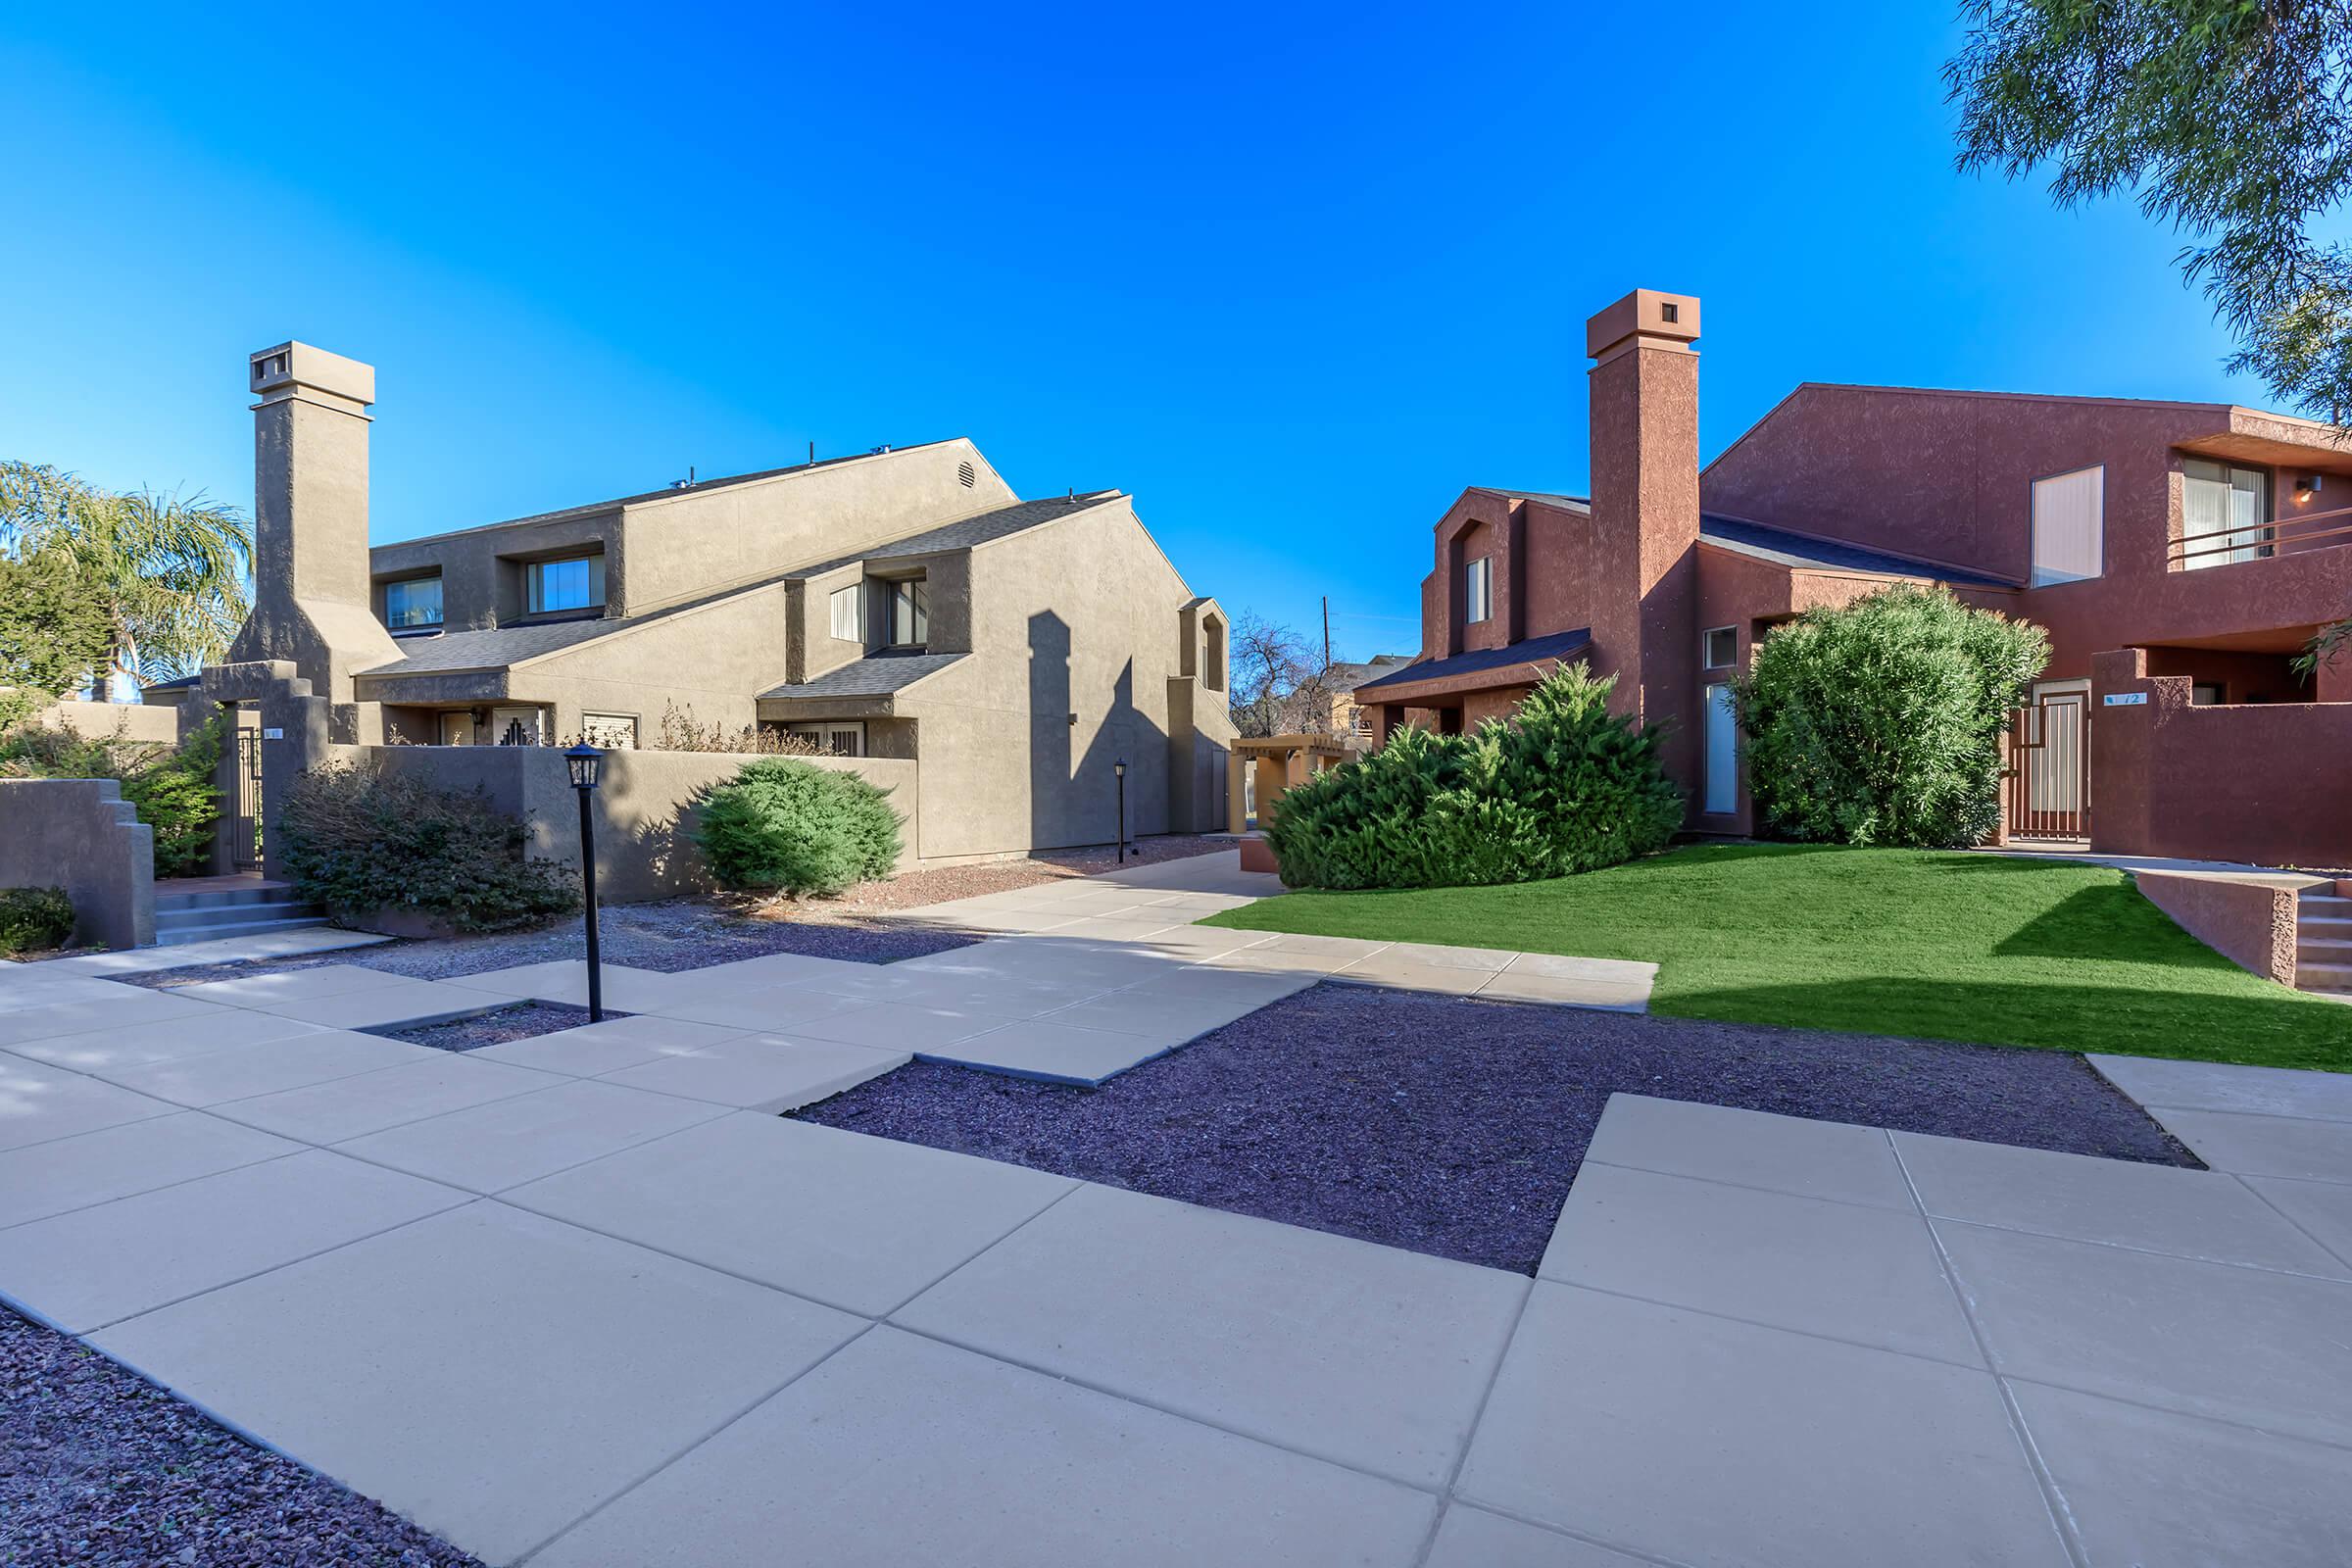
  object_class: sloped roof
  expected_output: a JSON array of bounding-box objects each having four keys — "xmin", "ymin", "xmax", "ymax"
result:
[
  {"xmin": 785, "ymin": 493, "xmax": 1121, "ymax": 580},
  {"xmin": 360, "ymin": 615, "xmax": 623, "ymax": 676},
  {"xmin": 1352, "ymin": 628, "xmax": 1592, "ymax": 695},
  {"xmin": 1698, "ymin": 514, "xmax": 2016, "ymax": 588},
  {"xmin": 1325, "ymin": 655, "xmax": 1415, "ymax": 693},
  {"xmin": 760, "ymin": 651, "xmax": 965, "ymax": 701}
]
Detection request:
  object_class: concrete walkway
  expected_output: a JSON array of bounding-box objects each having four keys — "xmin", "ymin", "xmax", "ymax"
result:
[{"xmin": 1, "ymin": 856, "xmax": 2347, "ymax": 1563}]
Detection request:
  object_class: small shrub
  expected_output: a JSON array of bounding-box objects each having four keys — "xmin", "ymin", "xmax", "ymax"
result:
[
  {"xmin": 0, "ymin": 887, "xmax": 74, "ymax": 955},
  {"xmin": 1266, "ymin": 664, "xmax": 1684, "ymax": 890},
  {"xmin": 689, "ymin": 758, "xmax": 904, "ymax": 896},
  {"xmin": 0, "ymin": 714, "xmax": 224, "ymax": 877},
  {"xmin": 1735, "ymin": 584, "xmax": 2048, "ymax": 848},
  {"xmin": 277, "ymin": 763, "xmax": 579, "ymax": 933},
  {"xmin": 653, "ymin": 703, "xmax": 828, "ymax": 756}
]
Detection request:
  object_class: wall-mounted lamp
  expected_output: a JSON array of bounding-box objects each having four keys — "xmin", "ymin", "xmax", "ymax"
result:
[{"xmin": 2295, "ymin": 473, "xmax": 2324, "ymax": 505}]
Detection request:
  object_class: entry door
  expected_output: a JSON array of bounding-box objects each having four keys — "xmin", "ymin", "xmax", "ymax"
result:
[
  {"xmin": 1703, "ymin": 683, "xmax": 1739, "ymax": 815},
  {"xmin": 2007, "ymin": 680, "xmax": 2090, "ymax": 839}
]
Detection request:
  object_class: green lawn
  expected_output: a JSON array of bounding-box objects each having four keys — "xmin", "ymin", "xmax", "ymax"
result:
[{"xmin": 1203, "ymin": 843, "xmax": 2352, "ymax": 1071}]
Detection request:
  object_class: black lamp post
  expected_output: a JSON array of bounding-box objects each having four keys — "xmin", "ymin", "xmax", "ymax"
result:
[
  {"xmin": 1113, "ymin": 758, "xmax": 1128, "ymax": 863},
  {"xmin": 564, "ymin": 742, "xmax": 606, "ymax": 1022}
]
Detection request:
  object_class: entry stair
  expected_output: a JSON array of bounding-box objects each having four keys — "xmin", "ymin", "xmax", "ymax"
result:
[
  {"xmin": 2294, "ymin": 890, "xmax": 2352, "ymax": 996},
  {"xmin": 153, "ymin": 880, "xmax": 328, "ymax": 947}
]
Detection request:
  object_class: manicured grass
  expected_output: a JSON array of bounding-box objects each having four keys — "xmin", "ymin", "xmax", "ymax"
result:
[{"xmin": 1203, "ymin": 844, "xmax": 2352, "ymax": 1071}]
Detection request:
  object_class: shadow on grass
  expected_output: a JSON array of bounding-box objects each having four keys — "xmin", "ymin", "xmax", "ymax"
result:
[{"xmin": 1661, "ymin": 976, "xmax": 2352, "ymax": 1073}]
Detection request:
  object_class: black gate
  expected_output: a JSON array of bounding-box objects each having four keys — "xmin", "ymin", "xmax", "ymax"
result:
[{"xmin": 234, "ymin": 724, "xmax": 264, "ymax": 867}]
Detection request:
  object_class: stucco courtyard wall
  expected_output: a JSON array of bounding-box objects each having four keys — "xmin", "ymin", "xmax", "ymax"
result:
[
  {"xmin": 28, "ymin": 700, "xmax": 190, "ymax": 746},
  {"xmin": 2131, "ymin": 869, "xmax": 2307, "ymax": 987},
  {"xmin": 343, "ymin": 745, "xmax": 919, "ymax": 904},
  {"xmin": 0, "ymin": 779, "xmax": 155, "ymax": 949}
]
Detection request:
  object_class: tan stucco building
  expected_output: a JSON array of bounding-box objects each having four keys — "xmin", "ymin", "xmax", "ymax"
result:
[{"xmin": 209, "ymin": 341, "xmax": 1235, "ymax": 871}]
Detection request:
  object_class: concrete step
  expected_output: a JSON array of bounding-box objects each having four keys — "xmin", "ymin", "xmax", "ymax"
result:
[
  {"xmin": 154, "ymin": 914, "xmax": 330, "ymax": 947},
  {"xmin": 154, "ymin": 899, "xmax": 322, "ymax": 933},
  {"xmin": 154, "ymin": 883, "xmax": 304, "ymax": 912},
  {"xmin": 2297, "ymin": 894, "xmax": 2352, "ymax": 917},
  {"xmin": 2300, "ymin": 917, "xmax": 2352, "ymax": 938},
  {"xmin": 2295, "ymin": 960, "xmax": 2352, "ymax": 994},
  {"xmin": 2297, "ymin": 938, "xmax": 2352, "ymax": 965}
]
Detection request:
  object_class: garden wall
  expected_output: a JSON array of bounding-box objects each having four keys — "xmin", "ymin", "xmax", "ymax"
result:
[
  {"xmin": 32, "ymin": 700, "xmax": 188, "ymax": 746},
  {"xmin": 341, "ymin": 745, "xmax": 920, "ymax": 904},
  {"xmin": 2132, "ymin": 869, "xmax": 2310, "ymax": 987},
  {"xmin": 0, "ymin": 778, "xmax": 155, "ymax": 948}
]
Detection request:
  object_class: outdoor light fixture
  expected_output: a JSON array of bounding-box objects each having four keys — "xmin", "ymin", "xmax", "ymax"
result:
[
  {"xmin": 1113, "ymin": 758, "xmax": 1128, "ymax": 863},
  {"xmin": 564, "ymin": 742, "xmax": 607, "ymax": 1021},
  {"xmin": 2296, "ymin": 473, "xmax": 2324, "ymax": 504}
]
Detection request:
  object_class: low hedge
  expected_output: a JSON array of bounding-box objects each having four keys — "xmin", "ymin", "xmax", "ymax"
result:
[
  {"xmin": 1265, "ymin": 664, "xmax": 1684, "ymax": 890},
  {"xmin": 0, "ymin": 887, "xmax": 74, "ymax": 955},
  {"xmin": 689, "ymin": 758, "xmax": 904, "ymax": 896},
  {"xmin": 277, "ymin": 764, "xmax": 578, "ymax": 933}
]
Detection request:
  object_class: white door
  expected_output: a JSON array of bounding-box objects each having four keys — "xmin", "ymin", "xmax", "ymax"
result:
[{"xmin": 1704, "ymin": 683, "xmax": 1738, "ymax": 815}]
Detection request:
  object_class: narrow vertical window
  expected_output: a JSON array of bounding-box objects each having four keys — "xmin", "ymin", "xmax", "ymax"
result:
[{"xmin": 1465, "ymin": 558, "xmax": 1493, "ymax": 623}]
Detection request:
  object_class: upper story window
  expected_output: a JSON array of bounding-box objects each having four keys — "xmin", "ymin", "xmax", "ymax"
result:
[
  {"xmin": 889, "ymin": 577, "xmax": 928, "ymax": 647},
  {"xmin": 1464, "ymin": 557, "xmax": 1494, "ymax": 623},
  {"xmin": 1702, "ymin": 626, "xmax": 1738, "ymax": 669},
  {"xmin": 1202, "ymin": 612, "xmax": 1226, "ymax": 693},
  {"xmin": 2030, "ymin": 466, "xmax": 2104, "ymax": 586},
  {"xmin": 383, "ymin": 574, "xmax": 442, "ymax": 630},
  {"xmin": 2180, "ymin": 459, "xmax": 2273, "ymax": 568},
  {"xmin": 828, "ymin": 583, "xmax": 862, "ymax": 641},
  {"xmin": 528, "ymin": 555, "xmax": 605, "ymax": 614}
]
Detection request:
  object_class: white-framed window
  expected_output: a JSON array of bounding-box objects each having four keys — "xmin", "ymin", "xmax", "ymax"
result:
[
  {"xmin": 890, "ymin": 578, "xmax": 928, "ymax": 647},
  {"xmin": 383, "ymin": 574, "xmax": 443, "ymax": 629},
  {"xmin": 527, "ymin": 555, "xmax": 606, "ymax": 613},
  {"xmin": 828, "ymin": 583, "xmax": 862, "ymax": 641},
  {"xmin": 581, "ymin": 712, "xmax": 637, "ymax": 749},
  {"xmin": 1464, "ymin": 557, "xmax": 1493, "ymax": 623},
  {"xmin": 2180, "ymin": 459, "xmax": 2273, "ymax": 568},
  {"xmin": 2031, "ymin": 467, "xmax": 2104, "ymax": 586},
  {"xmin": 1703, "ymin": 625, "xmax": 1738, "ymax": 669},
  {"xmin": 787, "ymin": 720, "xmax": 865, "ymax": 757}
]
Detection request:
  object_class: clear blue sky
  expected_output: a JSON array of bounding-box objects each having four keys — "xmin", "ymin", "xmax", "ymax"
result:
[{"xmin": 0, "ymin": 2, "xmax": 2269, "ymax": 662}]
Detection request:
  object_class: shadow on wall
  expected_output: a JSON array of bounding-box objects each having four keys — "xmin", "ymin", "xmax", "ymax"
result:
[{"xmin": 1028, "ymin": 610, "xmax": 1167, "ymax": 852}]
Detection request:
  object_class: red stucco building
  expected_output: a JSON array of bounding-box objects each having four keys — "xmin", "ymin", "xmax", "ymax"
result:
[{"xmin": 1355, "ymin": 289, "xmax": 2352, "ymax": 867}]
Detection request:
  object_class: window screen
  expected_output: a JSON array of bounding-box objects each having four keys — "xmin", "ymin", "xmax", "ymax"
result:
[
  {"xmin": 2031, "ymin": 468, "xmax": 2104, "ymax": 586},
  {"xmin": 529, "ymin": 556, "xmax": 606, "ymax": 613}
]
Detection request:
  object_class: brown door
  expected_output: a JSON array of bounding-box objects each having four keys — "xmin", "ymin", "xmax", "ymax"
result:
[{"xmin": 2006, "ymin": 683, "xmax": 2090, "ymax": 840}]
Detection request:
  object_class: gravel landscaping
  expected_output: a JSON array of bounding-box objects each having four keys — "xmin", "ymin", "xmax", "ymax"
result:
[
  {"xmin": 379, "ymin": 1001, "xmax": 612, "ymax": 1053},
  {"xmin": 796, "ymin": 982, "xmax": 2199, "ymax": 1275},
  {"xmin": 0, "ymin": 1306, "xmax": 481, "ymax": 1568}
]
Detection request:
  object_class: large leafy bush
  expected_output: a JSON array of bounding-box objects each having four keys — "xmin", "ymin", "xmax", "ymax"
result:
[
  {"xmin": 0, "ymin": 714, "xmax": 224, "ymax": 876},
  {"xmin": 277, "ymin": 763, "xmax": 578, "ymax": 932},
  {"xmin": 689, "ymin": 758, "xmax": 904, "ymax": 896},
  {"xmin": 1265, "ymin": 664, "xmax": 1684, "ymax": 890},
  {"xmin": 1734, "ymin": 584, "xmax": 2047, "ymax": 848},
  {"xmin": 0, "ymin": 887, "xmax": 74, "ymax": 955}
]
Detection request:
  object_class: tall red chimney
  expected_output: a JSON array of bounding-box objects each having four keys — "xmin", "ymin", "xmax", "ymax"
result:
[{"xmin": 1586, "ymin": 288, "xmax": 1702, "ymax": 803}]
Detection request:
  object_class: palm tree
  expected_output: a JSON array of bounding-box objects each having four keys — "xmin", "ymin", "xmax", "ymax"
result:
[{"xmin": 0, "ymin": 462, "xmax": 251, "ymax": 701}]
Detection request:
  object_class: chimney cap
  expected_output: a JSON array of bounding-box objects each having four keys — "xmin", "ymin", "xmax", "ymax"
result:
[
  {"xmin": 250, "ymin": 342, "xmax": 375, "ymax": 409},
  {"xmin": 1586, "ymin": 289, "xmax": 1700, "ymax": 363}
]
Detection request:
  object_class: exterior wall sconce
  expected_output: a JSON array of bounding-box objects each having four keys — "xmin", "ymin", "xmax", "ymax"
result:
[
  {"xmin": 564, "ymin": 742, "xmax": 606, "ymax": 1021},
  {"xmin": 2295, "ymin": 473, "xmax": 2324, "ymax": 504},
  {"xmin": 1113, "ymin": 759, "xmax": 1128, "ymax": 863}
]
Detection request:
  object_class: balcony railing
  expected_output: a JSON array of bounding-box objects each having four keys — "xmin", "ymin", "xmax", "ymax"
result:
[{"xmin": 2170, "ymin": 501, "xmax": 2352, "ymax": 569}]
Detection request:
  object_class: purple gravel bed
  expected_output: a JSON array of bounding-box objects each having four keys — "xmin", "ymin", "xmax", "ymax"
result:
[
  {"xmin": 795, "ymin": 983, "xmax": 2197, "ymax": 1276},
  {"xmin": 0, "ymin": 1306, "xmax": 482, "ymax": 1568},
  {"xmin": 125, "ymin": 900, "xmax": 975, "ymax": 993},
  {"xmin": 377, "ymin": 1001, "xmax": 614, "ymax": 1052}
]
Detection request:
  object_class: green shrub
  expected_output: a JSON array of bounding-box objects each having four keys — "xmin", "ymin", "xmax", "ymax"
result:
[
  {"xmin": 688, "ymin": 758, "xmax": 904, "ymax": 896},
  {"xmin": 0, "ymin": 714, "xmax": 224, "ymax": 877},
  {"xmin": 0, "ymin": 887, "xmax": 74, "ymax": 955},
  {"xmin": 1734, "ymin": 584, "xmax": 2048, "ymax": 848},
  {"xmin": 277, "ymin": 763, "xmax": 579, "ymax": 933},
  {"xmin": 1265, "ymin": 664, "xmax": 1685, "ymax": 890}
]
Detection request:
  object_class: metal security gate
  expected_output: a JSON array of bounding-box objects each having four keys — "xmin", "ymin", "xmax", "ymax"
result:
[
  {"xmin": 233, "ymin": 723, "xmax": 264, "ymax": 867},
  {"xmin": 2006, "ymin": 682, "xmax": 2090, "ymax": 840}
]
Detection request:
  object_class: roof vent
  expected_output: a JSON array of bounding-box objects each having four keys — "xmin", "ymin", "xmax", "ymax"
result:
[{"xmin": 958, "ymin": 461, "xmax": 976, "ymax": 489}]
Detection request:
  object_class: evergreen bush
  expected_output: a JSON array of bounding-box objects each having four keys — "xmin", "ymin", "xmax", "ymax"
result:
[
  {"xmin": 277, "ymin": 764, "xmax": 579, "ymax": 932},
  {"xmin": 1734, "ymin": 584, "xmax": 2048, "ymax": 848},
  {"xmin": 688, "ymin": 758, "xmax": 904, "ymax": 896},
  {"xmin": 1264, "ymin": 664, "xmax": 1684, "ymax": 890},
  {"xmin": 0, "ymin": 714, "xmax": 224, "ymax": 877},
  {"xmin": 0, "ymin": 887, "xmax": 74, "ymax": 955}
]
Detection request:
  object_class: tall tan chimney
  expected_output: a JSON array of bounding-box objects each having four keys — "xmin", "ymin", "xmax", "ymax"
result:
[
  {"xmin": 225, "ymin": 342, "xmax": 399, "ymax": 719},
  {"xmin": 1585, "ymin": 288, "xmax": 1702, "ymax": 800}
]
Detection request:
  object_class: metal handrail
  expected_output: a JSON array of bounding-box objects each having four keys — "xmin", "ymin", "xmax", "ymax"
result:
[{"xmin": 2169, "ymin": 500, "xmax": 2352, "ymax": 567}]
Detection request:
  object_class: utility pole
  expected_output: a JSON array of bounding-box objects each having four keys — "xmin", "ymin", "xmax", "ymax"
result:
[{"xmin": 1322, "ymin": 596, "xmax": 1332, "ymax": 670}]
